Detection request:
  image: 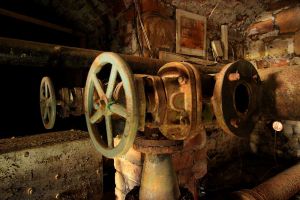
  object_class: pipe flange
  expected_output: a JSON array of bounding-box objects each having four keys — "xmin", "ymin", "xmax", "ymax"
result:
[
  {"xmin": 133, "ymin": 135, "xmax": 183, "ymax": 154},
  {"xmin": 211, "ymin": 60, "xmax": 261, "ymax": 137},
  {"xmin": 158, "ymin": 62, "xmax": 197, "ymax": 140}
]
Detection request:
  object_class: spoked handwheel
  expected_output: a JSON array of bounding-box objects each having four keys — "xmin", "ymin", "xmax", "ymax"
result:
[
  {"xmin": 84, "ymin": 52, "xmax": 139, "ymax": 158},
  {"xmin": 40, "ymin": 77, "xmax": 56, "ymax": 129}
]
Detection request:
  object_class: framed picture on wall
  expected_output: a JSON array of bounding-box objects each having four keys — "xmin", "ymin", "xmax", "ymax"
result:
[{"xmin": 176, "ymin": 9, "xmax": 207, "ymax": 57}]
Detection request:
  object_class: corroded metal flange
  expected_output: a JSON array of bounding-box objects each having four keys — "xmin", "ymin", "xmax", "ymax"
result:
[
  {"xmin": 211, "ymin": 60, "xmax": 260, "ymax": 137},
  {"xmin": 133, "ymin": 135, "xmax": 183, "ymax": 154},
  {"xmin": 157, "ymin": 62, "xmax": 202, "ymax": 140}
]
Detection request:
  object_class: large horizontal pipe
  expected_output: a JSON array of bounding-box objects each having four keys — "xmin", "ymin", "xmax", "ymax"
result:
[
  {"xmin": 232, "ymin": 163, "xmax": 300, "ymax": 200},
  {"xmin": 258, "ymin": 65, "xmax": 300, "ymax": 120},
  {"xmin": 0, "ymin": 37, "xmax": 221, "ymax": 74}
]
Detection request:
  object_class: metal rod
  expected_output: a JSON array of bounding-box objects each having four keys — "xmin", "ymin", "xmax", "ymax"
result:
[
  {"xmin": 0, "ymin": 8, "xmax": 83, "ymax": 36},
  {"xmin": 0, "ymin": 37, "xmax": 221, "ymax": 74},
  {"xmin": 232, "ymin": 163, "xmax": 300, "ymax": 200}
]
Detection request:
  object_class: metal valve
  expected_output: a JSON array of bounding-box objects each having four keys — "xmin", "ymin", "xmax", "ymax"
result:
[
  {"xmin": 84, "ymin": 52, "xmax": 205, "ymax": 158},
  {"xmin": 84, "ymin": 52, "xmax": 206, "ymax": 200},
  {"xmin": 40, "ymin": 77, "xmax": 84, "ymax": 129}
]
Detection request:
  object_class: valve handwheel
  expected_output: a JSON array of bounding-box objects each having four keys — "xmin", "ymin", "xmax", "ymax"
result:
[
  {"xmin": 84, "ymin": 52, "xmax": 139, "ymax": 158},
  {"xmin": 40, "ymin": 76, "xmax": 56, "ymax": 129}
]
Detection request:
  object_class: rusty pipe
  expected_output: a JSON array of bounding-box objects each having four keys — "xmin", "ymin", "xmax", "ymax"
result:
[
  {"xmin": 258, "ymin": 65, "xmax": 300, "ymax": 120},
  {"xmin": 211, "ymin": 63, "xmax": 300, "ymax": 137},
  {"xmin": 139, "ymin": 153, "xmax": 180, "ymax": 200},
  {"xmin": 0, "ymin": 37, "xmax": 221, "ymax": 74},
  {"xmin": 232, "ymin": 163, "xmax": 300, "ymax": 200}
]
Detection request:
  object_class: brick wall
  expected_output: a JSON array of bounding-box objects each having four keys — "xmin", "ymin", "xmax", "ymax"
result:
[
  {"xmin": 110, "ymin": 0, "xmax": 175, "ymax": 58},
  {"xmin": 114, "ymin": 126, "xmax": 250, "ymax": 200},
  {"xmin": 114, "ymin": 134, "xmax": 207, "ymax": 200},
  {"xmin": 110, "ymin": 0, "xmax": 266, "ymax": 60},
  {"xmin": 244, "ymin": 4, "xmax": 300, "ymax": 68},
  {"xmin": 250, "ymin": 120, "xmax": 300, "ymax": 160},
  {"xmin": 244, "ymin": 3, "xmax": 300, "ymax": 160}
]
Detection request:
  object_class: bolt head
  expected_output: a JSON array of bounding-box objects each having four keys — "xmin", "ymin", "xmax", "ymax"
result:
[
  {"xmin": 178, "ymin": 76, "xmax": 187, "ymax": 85},
  {"xmin": 55, "ymin": 174, "xmax": 60, "ymax": 180},
  {"xmin": 180, "ymin": 116, "xmax": 189, "ymax": 125},
  {"xmin": 228, "ymin": 72, "xmax": 240, "ymax": 81},
  {"xmin": 27, "ymin": 187, "xmax": 33, "ymax": 195}
]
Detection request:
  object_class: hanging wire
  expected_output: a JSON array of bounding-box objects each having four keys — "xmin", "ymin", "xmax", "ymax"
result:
[
  {"xmin": 273, "ymin": 130, "xmax": 278, "ymax": 165},
  {"xmin": 133, "ymin": 0, "xmax": 153, "ymax": 57}
]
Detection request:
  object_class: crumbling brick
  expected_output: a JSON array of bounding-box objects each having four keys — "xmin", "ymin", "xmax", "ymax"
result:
[
  {"xmin": 114, "ymin": 158, "xmax": 142, "ymax": 182},
  {"xmin": 247, "ymin": 19, "xmax": 274, "ymax": 36},
  {"xmin": 275, "ymin": 7, "xmax": 300, "ymax": 33}
]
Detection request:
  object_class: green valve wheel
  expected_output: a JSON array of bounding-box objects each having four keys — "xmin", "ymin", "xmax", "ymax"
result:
[
  {"xmin": 40, "ymin": 76, "xmax": 56, "ymax": 129},
  {"xmin": 84, "ymin": 52, "xmax": 139, "ymax": 158}
]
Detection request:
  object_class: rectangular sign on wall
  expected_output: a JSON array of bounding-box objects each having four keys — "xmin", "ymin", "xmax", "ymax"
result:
[{"xmin": 176, "ymin": 9, "xmax": 207, "ymax": 57}]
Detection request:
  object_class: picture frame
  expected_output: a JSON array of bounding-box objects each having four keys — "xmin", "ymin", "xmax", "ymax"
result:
[{"xmin": 176, "ymin": 9, "xmax": 207, "ymax": 57}]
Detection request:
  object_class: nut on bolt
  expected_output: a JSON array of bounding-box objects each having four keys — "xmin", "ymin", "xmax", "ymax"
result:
[
  {"xmin": 230, "ymin": 118, "xmax": 239, "ymax": 128},
  {"xmin": 27, "ymin": 187, "xmax": 33, "ymax": 195},
  {"xmin": 228, "ymin": 72, "xmax": 240, "ymax": 81},
  {"xmin": 55, "ymin": 174, "xmax": 60, "ymax": 180},
  {"xmin": 180, "ymin": 116, "xmax": 189, "ymax": 125},
  {"xmin": 178, "ymin": 76, "xmax": 187, "ymax": 85}
]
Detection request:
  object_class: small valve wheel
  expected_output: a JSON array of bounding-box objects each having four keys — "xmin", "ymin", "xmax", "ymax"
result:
[
  {"xmin": 40, "ymin": 76, "xmax": 56, "ymax": 129},
  {"xmin": 84, "ymin": 52, "xmax": 138, "ymax": 158}
]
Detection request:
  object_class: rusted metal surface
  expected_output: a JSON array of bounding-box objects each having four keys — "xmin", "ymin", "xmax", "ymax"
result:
[
  {"xmin": 82, "ymin": 54, "xmax": 207, "ymax": 200},
  {"xmin": 258, "ymin": 65, "xmax": 300, "ymax": 120},
  {"xmin": 143, "ymin": 75, "xmax": 167, "ymax": 128},
  {"xmin": 133, "ymin": 135, "xmax": 183, "ymax": 154},
  {"xmin": 0, "ymin": 37, "xmax": 221, "ymax": 74},
  {"xmin": 158, "ymin": 62, "xmax": 203, "ymax": 140},
  {"xmin": 232, "ymin": 163, "xmax": 300, "ymax": 200},
  {"xmin": 211, "ymin": 60, "xmax": 261, "ymax": 137},
  {"xmin": 0, "ymin": 130, "xmax": 102, "ymax": 200}
]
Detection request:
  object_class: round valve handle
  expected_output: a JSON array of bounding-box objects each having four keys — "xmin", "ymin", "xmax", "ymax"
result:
[
  {"xmin": 84, "ymin": 52, "xmax": 139, "ymax": 158},
  {"xmin": 40, "ymin": 76, "xmax": 56, "ymax": 129}
]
